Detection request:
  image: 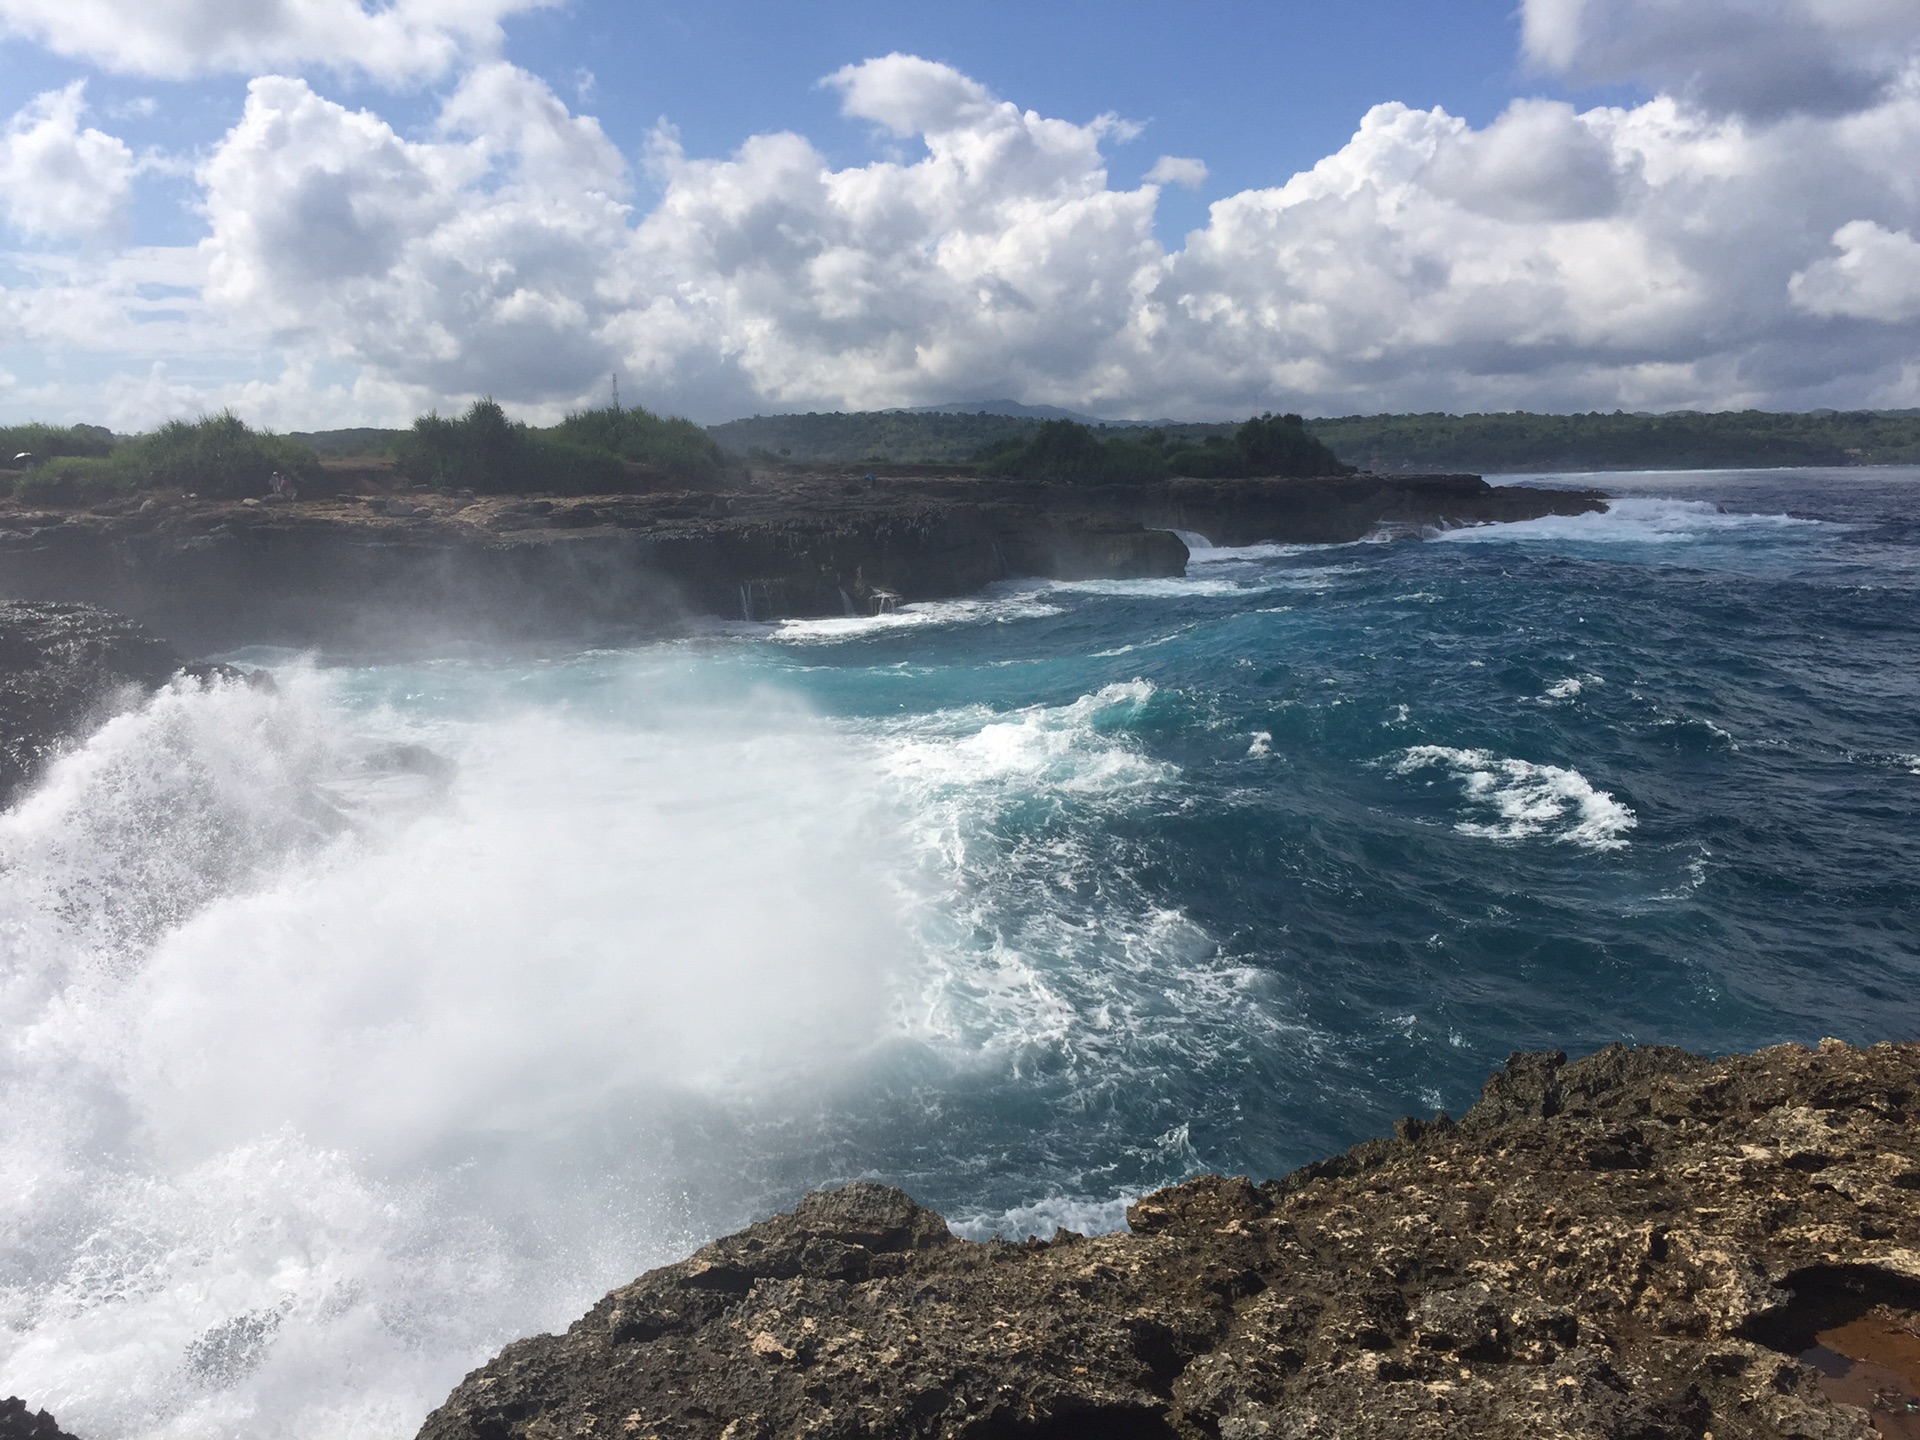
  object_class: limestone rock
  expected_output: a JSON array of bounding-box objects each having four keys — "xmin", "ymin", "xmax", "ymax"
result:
[{"xmin": 419, "ymin": 1040, "xmax": 1920, "ymax": 1440}]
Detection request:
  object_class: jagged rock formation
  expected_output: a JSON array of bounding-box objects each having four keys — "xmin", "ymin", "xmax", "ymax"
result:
[
  {"xmin": 0, "ymin": 1397, "xmax": 79, "ymax": 1440},
  {"xmin": 419, "ymin": 1040, "xmax": 1920, "ymax": 1440},
  {"xmin": 0, "ymin": 472, "xmax": 1602, "ymax": 649},
  {"xmin": 0, "ymin": 599, "xmax": 237, "ymax": 806}
]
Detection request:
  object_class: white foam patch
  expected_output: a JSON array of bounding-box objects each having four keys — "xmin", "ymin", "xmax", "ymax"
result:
[
  {"xmin": 947, "ymin": 1193, "xmax": 1136, "ymax": 1242},
  {"xmin": 1045, "ymin": 575, "xmax": 1264, "ymax": 598},
  {"xmin": 1432, "ymin": 497, "xmax": 1831, "ymax": 546},
  {"xmin": 1394, "ymin": 746, "xmax": 1637, "ymax": 851},
  {"xmin": 865, "ymin": 681, "xmax": 1319, "ymax": 1109},
  {"xmin": 773, "ymin": 591, "xmax": 1064, "ymax": 641},
  {"xmin": 875, "ymin": 680, "xmax": 1175, "ymax": 796},
  {"xmin": 1182, "ymin": 540, "xmax": 1325, "ymax": 565}
]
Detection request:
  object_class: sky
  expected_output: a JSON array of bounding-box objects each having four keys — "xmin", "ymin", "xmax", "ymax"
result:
[{"xmin": 1, "ymin": 0, "xmax": 1919, "ymax": 429}]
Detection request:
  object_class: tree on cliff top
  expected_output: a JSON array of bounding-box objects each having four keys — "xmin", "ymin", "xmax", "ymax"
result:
[
  {"xmin": 395, "ymin": 399, "xmax": 731, "ymax": 493},
  {"xmin": 974, "ymin": 413, "xmax": 1352, "ymax": 484},
  {"xmin": 1235, "ymin": 412, "xmax": 1352, "ymax": 476},
  {"xmin": 394, "ymin": 399, "xmax": 627, "ymax": 495},
  {"xmin": 550, "ymin": 405, "xmax": 735, "ymax": 487}
]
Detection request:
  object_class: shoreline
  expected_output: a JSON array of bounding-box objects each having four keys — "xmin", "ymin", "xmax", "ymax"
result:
[{"xmin": 0, "ymin": 470, "xmax": 1603, "ymax": 652}]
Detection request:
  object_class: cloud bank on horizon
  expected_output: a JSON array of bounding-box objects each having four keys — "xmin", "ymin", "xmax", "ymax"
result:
[{"xmin": 2, "ymin": 0, "xmax": 1919, "ymax": 429}]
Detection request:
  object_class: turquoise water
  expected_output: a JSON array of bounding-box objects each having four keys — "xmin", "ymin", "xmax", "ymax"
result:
[{"xmin": 4, "ymin": 467, "xmax": 1916, "ymax": 1437}]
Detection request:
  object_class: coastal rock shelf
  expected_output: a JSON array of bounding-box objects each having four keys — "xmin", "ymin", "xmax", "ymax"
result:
[
  {"xmin": 0, "ymin": 472, "xmax": 1602, "ymax": 649},
  {"xmin": 420, "ymin": 1041, "xmax": 1920, "ymax": 1440}
]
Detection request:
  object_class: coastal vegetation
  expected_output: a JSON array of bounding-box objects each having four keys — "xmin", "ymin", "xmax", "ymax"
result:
[
  {"xmin": 393, "ymin": 400, "xmax": 626, "ymax": 494},
  {"xmin": 971, "ymin": 413, "xmax": 1350, "ymax": 482},
  {"xmin": 710, "ymin": 409, "xmax": 1040, "ymax": 464},
  {"xmin": 10, "ymin": 405, "xmax": 1919, "ymax": 504},
  {"xmin": 0, "ymin": 401, "xmax": 738, "ymax": 503},
  {"xmin": 1311, "ymin": 408, "xmax": 1920, "ymax": 472},
  {"xmin": 709, "ymin": 406, "xmax": 1920, "ymax": 471},
  {"xmin": 4, "ymin": 413, "xmax": 319, "ymax": 505}
]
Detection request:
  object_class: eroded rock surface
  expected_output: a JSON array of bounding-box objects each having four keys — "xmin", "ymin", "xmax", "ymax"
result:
[{"xmin": 419, "ymin": 1040, "xmax": 1920, "ymax": 1440}]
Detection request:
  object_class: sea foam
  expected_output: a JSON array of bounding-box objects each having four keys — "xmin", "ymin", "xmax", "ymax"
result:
[{"xmin": 1393, "ymin": 745, "xmax": 1638, "ymax": 851}]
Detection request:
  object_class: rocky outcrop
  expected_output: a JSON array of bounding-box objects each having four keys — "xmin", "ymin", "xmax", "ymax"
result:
[
  {"xmin": 0, "ymin": 599, "xmax": 236, "ymax": 806},
  {"xmin": 0, "ymin": 1398, "xmax": 80, "ymax": 1440},
  {"xmin": 0, "ymin": 472, "xmax": 1602, "ymax": 649},
  {"xmin": 419, "ymin": 1040, "xmax": 1920, "ymax": 1440}
]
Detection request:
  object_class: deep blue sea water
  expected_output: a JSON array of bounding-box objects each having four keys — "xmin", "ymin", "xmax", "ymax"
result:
[{"xmin": 4, "ymin": 467, "xmax": 1917, "ymax": 1437}]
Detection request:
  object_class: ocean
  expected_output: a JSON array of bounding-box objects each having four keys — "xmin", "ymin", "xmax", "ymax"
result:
[{"xmin": 3, "ymin": 466, "xmax": 1916, "ymax": 1437}]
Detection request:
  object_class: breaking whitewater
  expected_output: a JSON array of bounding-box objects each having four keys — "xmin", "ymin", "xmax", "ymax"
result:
[{"xmin": 4, "ymin": 466, "xmax": 1918, "ymax": 1438}]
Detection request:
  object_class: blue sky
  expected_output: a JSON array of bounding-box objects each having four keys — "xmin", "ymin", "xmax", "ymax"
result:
[
  {"xmin": 2, "ymin": 1, "xmax": 1599, "ymax": 248},
  {"xmin": 1, "ymin": 0, "xmax": 1918, "ymax": 427}
]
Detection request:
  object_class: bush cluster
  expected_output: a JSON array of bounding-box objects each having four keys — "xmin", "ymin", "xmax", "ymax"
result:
[
  {"xmin": 550, "ymin": 405, "xmax": 733, "ymax": 487},
  {"xmin": 394, "ymin": 399, "xmax": 735, "ymax": 494},
  {"xmin": 974, "ymin": 414, "xmax": 1350, "ymax": 484},
  {"xmin": 5, "ymin": 413, "xmax": 321, "ymax": 504}
]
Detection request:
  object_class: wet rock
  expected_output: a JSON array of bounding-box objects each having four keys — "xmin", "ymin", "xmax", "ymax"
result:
[
  {"xmin": 419, "ymin": 1040, "xmax": 1920, "ymax": 1440},
  {"xmin": 0, "ymin": 600, "xmax": 245, "ymax": 806},
  {"xmin": 0, "ymin": 1398, "xmax": 80, "ymax": 1440}
]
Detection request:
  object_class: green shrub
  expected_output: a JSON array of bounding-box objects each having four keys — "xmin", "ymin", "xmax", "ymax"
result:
[
  {"xmin": 109, "ymin": 412, "xmax": 321, "ymax": 499},
  {"xmin": 15, "ymin": 455, "xmax": 127, "ymax": 506},
  {"xmin": 0, "ymin": 422, "xmax": 115, "ymax": 465},
  {"xmin": 1234, "ymin": 412, "xmax": 1351, "ymax": 476},
  {"xmin": 974, "ymin": 420, "xmax": 1169, "ymax": 484},
  {"xmin": 549, "ymin": 405, "xmax": 734, "ymax": 487},
  {"xmin": 393, "ymin": 399, "xmax": 628, "ymax": 495}
]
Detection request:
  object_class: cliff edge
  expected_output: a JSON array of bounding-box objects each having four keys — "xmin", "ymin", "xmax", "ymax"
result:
[
  {"xmin": 0, "ymin": 471, "xmax": 1603, "ymax": 650},
  {"xmin": 419, "ymin": 1041, "xmax": 1920, "ymax": 1440}
]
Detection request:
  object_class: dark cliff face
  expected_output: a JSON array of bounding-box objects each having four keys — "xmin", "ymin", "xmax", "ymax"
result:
[
  {"xmin": 418, "ymin": 1040, "xmax": 1920, "ymax": 1440},
  {"xmin": 0, "ymin": 473, "xmax": 1602, "ymax": 651},
  {"xmin": 0, "ymin": 600, "xmax": 234, "ymax": 807}
]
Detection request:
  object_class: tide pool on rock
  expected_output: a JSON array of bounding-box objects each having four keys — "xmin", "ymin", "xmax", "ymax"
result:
[{"xmin": 1, "ymin": 467, "xmax": 1917, "ymax": 1439}]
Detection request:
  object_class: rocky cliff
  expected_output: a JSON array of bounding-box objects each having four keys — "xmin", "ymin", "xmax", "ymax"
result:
[
  {"xmin": 0, "ymin": 472, "xmax": 1603, "ymax": 650},
  {"xmin": 419, "ymin": 1040, "xmax": 1920, "ymax": 1440}
]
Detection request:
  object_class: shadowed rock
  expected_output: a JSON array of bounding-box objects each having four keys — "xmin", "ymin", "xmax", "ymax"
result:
[
  {"xmin": 0, "ymin": 472, "xmax": 1602, "ymax": 651},
  {"xmin": 0, "ymin": 1398, "xmax": 80, "ymax": 1440},
  {"xmin": 0, "ymin": 599, "xmax": 245, "ymax": 807}
]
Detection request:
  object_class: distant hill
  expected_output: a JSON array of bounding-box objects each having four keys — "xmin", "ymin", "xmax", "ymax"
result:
[
  {"xmin": 899, "ymin": 399, "xmax": 1113, "ymax": 424},
  {"xmin": 708, "ymin": 408, "xmax": 1920, "ymax": 471}
]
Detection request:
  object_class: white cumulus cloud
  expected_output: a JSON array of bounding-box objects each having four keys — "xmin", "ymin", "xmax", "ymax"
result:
[
  {"xmin": 1791, "ymin": 220, "xmax": 1920, "ymax": 322},
  {"xmin": 0, "ymin": 82, "xmax": 134, "ymax": 240},
  {"xmin": 1146, "ymin": 155, "xmax": 1209, "ymax": 189},
  {"xmin": 199, "ymin": 64, "xmax": 632, "ymax": 403},
  {"xmin": 9, "ymin": 33, "xmax": 1920, "ymax": 427},
  {"xmin": 1522, "ymin": 0, "xmax": 1920, "ymax": 117},
  {"xmin": 0, "ymin": 0, "xmax": 555, "ymax": 84}
]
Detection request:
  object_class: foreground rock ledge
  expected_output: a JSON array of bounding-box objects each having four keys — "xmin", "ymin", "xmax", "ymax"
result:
[{"xmin": 420, "ymin": 1041, "xmax": 1920, "ymax": 1440}]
